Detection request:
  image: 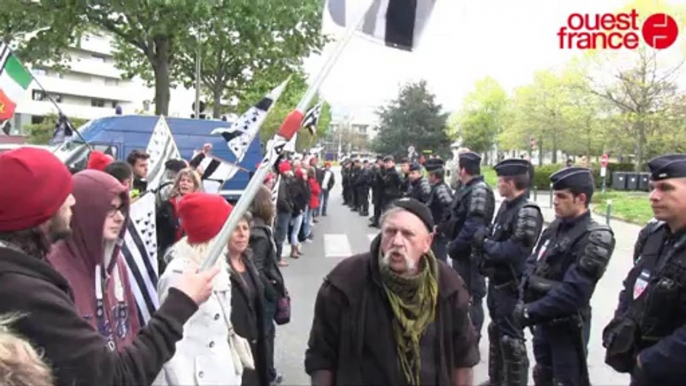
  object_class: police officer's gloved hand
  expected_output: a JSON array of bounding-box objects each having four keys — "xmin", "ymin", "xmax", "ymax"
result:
[
  {"xmin": 473, "ymin": 226, "xmax": 489, "ymax": 248},
  {"xmin": 512, "ymin": 301, "xmax": 530, "ymax": 328}
]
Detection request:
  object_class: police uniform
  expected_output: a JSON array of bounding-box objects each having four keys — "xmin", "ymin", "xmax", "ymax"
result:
[
  {"xmin": 380, "ymin": 155, "xmax": 403, "ymax": 211},
  {"xmin": 406, "ymin": 162, "xmax": 432, "ymax": 204},
  {"xmin": 476, "ymin": 159, "xmax": 544, "ymax": 386},
  {"xmin": 426, "ymin": 160, "xmax": 453, "ymax": 262},
  {"xmin": 603, "ymin": 154, "xmax": 686, "ymax": 386},
  {"xmin": 515, "ymin": 167, "xmax": 615, "ymax": 386},
  {"xmin": 445, "ymin": 151, "xmax": 496, "ymax": 340}
]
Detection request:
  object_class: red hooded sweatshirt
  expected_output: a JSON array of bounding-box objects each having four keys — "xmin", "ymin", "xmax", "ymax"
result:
[{"xmin": 47, "ymin": 170, "xmax": 140, "ymax": 352}]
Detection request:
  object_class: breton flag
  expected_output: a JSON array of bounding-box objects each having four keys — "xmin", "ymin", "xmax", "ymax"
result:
[
  {"xmin": 195, "ymin": 153, "xmax": 242, "ymax": 193},
  {"xmin": 145, "ymin": 116, "xmax": 181, "ymax": 192},
  {"xmin": 326, "ymin": 0, "xmax": 436, "ymax": 51},
  {"xmin": 121, "ymin": 192, "xmax": 159, "ymax": 326},
  {"xmin": 210, "ymin": 79, "xmax": 288, "ymax": 161},
  {"xmin": 302, "ymin": 101, "xmax": 324, "ymax": 136}
]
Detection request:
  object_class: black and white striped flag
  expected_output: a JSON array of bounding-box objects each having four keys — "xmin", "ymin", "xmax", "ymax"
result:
[
  {"xmin": 145, "ymin": 116, "xmax": 181, "ymax": 192},
  {"xmin": 121, "ymin": 192, "xmax": 159, "ymax": 326},
  {"xmin": 327, "ymin": 0, "xmax": 436, "ymax": 51},
  {"xmin": 196, "ymin": 154, "xmax": 242, "ymax": 194},
  {"xmin": 302, "ymin": 101, "xmax": 324, "ymax": 136},
  {"xmin": 210, "ymin": 80, "xmax": 288, "ymax": 161}
]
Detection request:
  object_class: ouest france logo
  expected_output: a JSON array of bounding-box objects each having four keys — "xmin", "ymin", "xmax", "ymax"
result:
[{"xmin": 558, "ymin": 10, "xmax": 679, "ymax": 50}]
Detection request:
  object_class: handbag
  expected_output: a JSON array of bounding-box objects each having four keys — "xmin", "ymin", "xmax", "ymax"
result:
[
  {"xmin": 214, "ymin": 292, "xmax": 255, "ymax": 374},
  {"xmin": 274, "ymin": 291, "xmax": 291, "ymax": 325}
]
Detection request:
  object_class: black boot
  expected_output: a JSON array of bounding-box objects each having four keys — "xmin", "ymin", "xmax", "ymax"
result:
[
  {"xmin": 479, "ymin": 323, "xmax": 504, "ymax": 386},
  {"xmin": 501, "ymin": 335, "xmax": 529, "ymax": 386}
]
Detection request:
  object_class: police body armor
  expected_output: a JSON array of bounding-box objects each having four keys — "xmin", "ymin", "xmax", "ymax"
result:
[
  {"xmin": 481, "ymin": 200, "xmax": 541, "ymax": 287},
  {"xmin": 440, "ymin": 179, "xmax": 495, "ymax": 241},
  {"xmin": 523, "ymin": 217, "xmax": 597, "ymax": 309},
  {"xmin": 604, "ymin": 222, "xmax": 686, "ymax": 374}
]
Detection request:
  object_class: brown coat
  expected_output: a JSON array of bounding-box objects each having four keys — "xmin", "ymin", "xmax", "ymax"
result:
[{"xmin": 305, "ymin": 237, "xmax": 480, "ymax": 386}]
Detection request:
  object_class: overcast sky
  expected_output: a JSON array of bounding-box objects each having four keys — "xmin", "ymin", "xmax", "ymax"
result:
[{"xmin": 304, "ymin": 0, "xmax": 685, "ymax": 118}]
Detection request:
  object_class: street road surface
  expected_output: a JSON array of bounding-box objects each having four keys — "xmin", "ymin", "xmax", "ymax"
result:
[{"xmin": 274, "ymin": 168, "xmax": 634, "ymax": 385}]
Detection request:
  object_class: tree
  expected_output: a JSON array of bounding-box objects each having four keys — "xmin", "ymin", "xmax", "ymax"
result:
[
  {"xmin": 0, "ymin": 0, "xmax": 83, "ymax": 70},
  {"xmin": 579, "ymin": 0, "xmax": 686, "ymax": 169},
  {"xmin": 372, "ymin": 80, "xmax": 450, "ymax": 159},
  {"xmin": 449, "ymin": 77, "xmax": 508, "ymax": 161},
  {"xmin": 175, "ymin": 0, "xmax": 325, "ymax": 118},
  {"xmin": 84, "ymin": 1, "xmax": 215, "ymax": 116},
  {"xmin": 240, "ymin": 71, "xmax": 330, "ymax": 151}
]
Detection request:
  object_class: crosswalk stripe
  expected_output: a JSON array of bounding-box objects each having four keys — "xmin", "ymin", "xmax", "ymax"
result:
[{"xmin": 324, "ymin": 234, "xmax": 353, "ymax": 258}]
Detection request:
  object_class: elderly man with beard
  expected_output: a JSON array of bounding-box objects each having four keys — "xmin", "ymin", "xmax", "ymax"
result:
[{"xmin": 305, "ymin": 197, "xmax": 479, "ymax": 386}]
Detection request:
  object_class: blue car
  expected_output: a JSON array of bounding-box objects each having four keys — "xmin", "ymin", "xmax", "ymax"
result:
[{"xmin": 54, "ymin": 115, "xmax": 263, "ymax": 202}]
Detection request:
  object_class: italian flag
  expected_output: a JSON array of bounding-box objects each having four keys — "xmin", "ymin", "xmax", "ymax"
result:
[{"xmin": 0, "ymin": 44, "xmax": 32, "ymax": 121}]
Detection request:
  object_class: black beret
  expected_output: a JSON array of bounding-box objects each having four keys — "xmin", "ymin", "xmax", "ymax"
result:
[
  {"xmin": 647, "ymin": 154, "xmax": 686, "ymax": 181},
  {"xmin": 494, "ymin": 158, "xmax": 531, "ymax": 177},
  {"xmin": 459, "ymin": 151, "xmax": 481, "ymax": 168},
  {"xmin": 550, "ymin": 167, "xmax": 594, "ymax": 190},
  {"xmin": 425, "ymin": 162, "xmax": 443, "ymax": 172},
  {"xmin": 383, "ymin": 155, "xmax": 394, "ymax": 162},
  {"xmin": 409, "ymin": 162, "xmax": 421, "ymax": 172},
  {"xmin": 390, "ymin": 197, "xmax": 434, "ymax": 231}
]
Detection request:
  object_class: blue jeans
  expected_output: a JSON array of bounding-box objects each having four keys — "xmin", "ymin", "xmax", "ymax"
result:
[
  {"xmin": 289, "ymin": 213, "xmax": 304, "ymax": 246},
  {"xmin": 320, "ymin": 189, "xmax": 330, "ymax": 215},
  {"xmin": 274, "ymin": 211, "xmax": 291, "ymax": 260},
  {"xmin": 302, "ymin": 207, "xmax": 314, "ymax": 238}
]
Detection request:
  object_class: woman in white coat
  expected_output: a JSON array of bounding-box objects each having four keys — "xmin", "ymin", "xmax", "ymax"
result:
[{"xmin": 154, "ymin": 192, "xmax": 252, "ymax": 386}]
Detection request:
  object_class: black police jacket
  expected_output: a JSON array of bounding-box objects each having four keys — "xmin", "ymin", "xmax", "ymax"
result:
[
  {"xmin": 482, "ymin": 194, "xmax": 543, "ymax": 285},
  {"xmin": 610, "ymin": 221, "xmax": 686, "ymax": 384},
  {"xmin": 523, "ymin": 211, "xmax": 615, "ymax": 325}
]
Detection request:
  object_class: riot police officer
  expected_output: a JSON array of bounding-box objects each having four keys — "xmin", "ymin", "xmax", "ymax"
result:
[
  {"xmin": 476, "ymin": 159, "xmax": 544, "ymax": 386},
  {"xmin": 514, "ymin": 167, "xmax": 616, "ymax": 386},
  {"xmin": 426, "ymin": 163, "xmax": 453, "ymax": 262},
  {"xmin": 381, "ymin": 155, "xmax": 403, "ymax": 211},
  {"xmin": 603, "ymin": 154, "xmax": 686, "ymax": 385},
  {"xmin": 445, "ymin": 151, "xmax": 495, "ymax": 340},
  {"xmin": 405, "ymin": 162, "xmax": 432, "ymax": 203}
]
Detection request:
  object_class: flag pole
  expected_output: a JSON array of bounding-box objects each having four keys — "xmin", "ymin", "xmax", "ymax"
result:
[
  {"xmin": 200, "ymin": 9, "xmax": 366, "ymax": 271},
  {"xmin": 11, "ymin": 51, "xmax": 93, "ymax": 149}
]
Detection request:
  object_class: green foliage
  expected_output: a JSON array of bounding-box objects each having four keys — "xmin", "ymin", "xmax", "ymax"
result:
[
  {"xmin": 247, "ymin": 71, "xmax": 330, "ymax": 151},
  {"xmin": 482, "ymin": 166, "xmax": 497, "ymax": 187},
  {"xmin": 531, "ymin": 164, "xmax": 564, "ymax": 190},
  {"xmin": 85, "ymin": 1, "xmax": 217, "ymax": 115},
  {"xmin": 0, "ymin": 0, "xmax": 84, "ymax": 70},
  {"xmin": 592, "ymin": 191, "xmax": 653, "ymax": 225},
  {"xmin": 372, "ymin": 80, "xmax": 450, "ymax": 159},
  {"xmin": 23, "ymin": 114, "xmax": 88, "ymax": 145},
  {"xmin": 449, "ymin": 77, "xmax": 508, "ymax": 154},
  {"xmin": 175, "ymin": 0, "xmax": 326, "ymax": 118}
]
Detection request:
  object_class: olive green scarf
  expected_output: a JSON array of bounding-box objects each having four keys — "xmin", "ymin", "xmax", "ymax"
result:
[{"xmin": 378, "ymin": 250, "xmax": 439, "ymax": 386}]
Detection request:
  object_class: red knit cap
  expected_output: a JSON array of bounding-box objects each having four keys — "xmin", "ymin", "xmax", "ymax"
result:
[
  {"xmin": 87, "ymin": 151, "xmax": 113, "ymax": 171},
  {"xmin": 0, "ymin": 148, "xmax": 74, "ymax": 231},
  {"xmin": 278, "ymin": 161, "xmax": 291, "ymax": 174},
  {"xmin": 178, "ymin": 192, "xmax": 233, "ymax": 244}
]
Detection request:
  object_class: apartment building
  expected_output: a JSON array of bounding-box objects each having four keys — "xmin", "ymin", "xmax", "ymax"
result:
[{"xmin": 7, "ymin": 32, "xmax": 197, "ymax": 135}]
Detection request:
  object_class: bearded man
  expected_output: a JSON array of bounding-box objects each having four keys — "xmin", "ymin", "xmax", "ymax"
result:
[{"xmin": 305, "ymin": 197, "xmax": 479, "ymax": 386}]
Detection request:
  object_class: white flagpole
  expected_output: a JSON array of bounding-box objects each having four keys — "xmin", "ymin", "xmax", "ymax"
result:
[{"xmin": 200, "ymin": 8, "xmax": 367, "ymax": 271}]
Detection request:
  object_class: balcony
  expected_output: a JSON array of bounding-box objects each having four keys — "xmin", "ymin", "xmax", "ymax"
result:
[
  {"xmin": 68, "ymin": 58, "xmax": 123, "ymax": 79},
  {"xmin": 78, "ymin": 35, "xmax": 115, "ymax": 56},
  {"xmin": 15, "ymin": 99, "xmax": 127, "ymax": 120},
  {"xmin": 31, "ymin": 75, "xmax": 139, "ymax": 103}
]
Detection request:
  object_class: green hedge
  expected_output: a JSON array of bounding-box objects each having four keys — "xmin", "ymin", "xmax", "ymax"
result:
[{"xmin": 531, "ymin": 162, "xmax": 636, "ymax": 189}]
